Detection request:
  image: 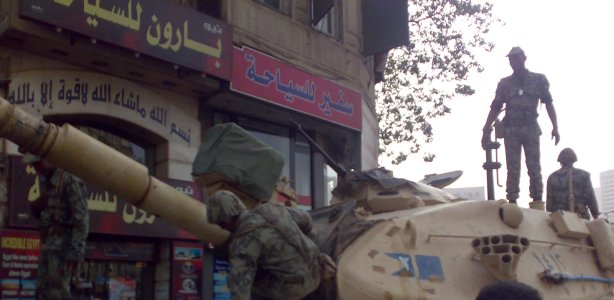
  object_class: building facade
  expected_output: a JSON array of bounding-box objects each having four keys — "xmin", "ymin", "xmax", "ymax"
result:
[{"xmin": 0, "ymin": 0, "xmax": 407, "ymax": 299}]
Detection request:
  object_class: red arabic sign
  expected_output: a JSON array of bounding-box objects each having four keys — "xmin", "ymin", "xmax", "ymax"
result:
[
  {"xmin": 20, "ymin": 0, "xmax": 232, "ymax": 80},
  {"xmin": 8, "ymin": 156, "xmax": 203, "ymax": 240},
  {"xmin": 0, "ymin": 229, "xmax": 40, "ymax": 299},
  {"xmin": 231, "ymin": 46, "xmax": 362, "ymax": 131}
]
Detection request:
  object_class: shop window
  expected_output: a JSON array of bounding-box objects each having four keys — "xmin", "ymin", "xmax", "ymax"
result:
[
  {"xmin": 254, "ymin": 0, "xmax": 291, "ymax": 15},
  {"xmin": 324, "ymin": 164, "xmax": 337, "ymax": 205},
  {"xmin": 247, "ymin": 129, "xmax": 291, "ymax": 179},
  {"xmin": 79, "ymin": 260, "xmax": 154, "ymax": 299},
  {"xmin": 294, "ymin": 138, "xmax": 312, "ymax": 210},
  {"xmin": 213, "ymin": 113, "xmax": 313, "ymax": 209}
]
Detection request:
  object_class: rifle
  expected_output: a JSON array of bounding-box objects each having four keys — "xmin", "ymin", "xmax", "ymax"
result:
[{"xmin": 289, "ymin": 119, "xmax": 347, "ymax": 178}]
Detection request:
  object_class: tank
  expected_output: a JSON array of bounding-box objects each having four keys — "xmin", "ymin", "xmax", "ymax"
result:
[
  {"xmin": 312, "ymin": 172, "xmax": 614, "ymax": 300},
  {"xmin": 1, "ymin": 96, "xmax": 614, "ymax": 299}
]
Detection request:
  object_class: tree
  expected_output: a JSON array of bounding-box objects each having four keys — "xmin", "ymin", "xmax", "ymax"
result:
[{"xmin": 377, "ymin": 0, "xmax": 499, "ymax": 165}]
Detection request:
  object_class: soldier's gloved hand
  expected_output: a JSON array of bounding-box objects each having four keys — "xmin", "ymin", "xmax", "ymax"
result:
[{"xmin": 481, "ymin": 129, "xmax": 492, "ymax": 150}]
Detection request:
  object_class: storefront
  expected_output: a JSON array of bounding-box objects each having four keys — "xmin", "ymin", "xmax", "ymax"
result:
[
  {"xmin": 0, "ymin": 0, "xmax": 234, "ymax": 298},
  {"xmin": 201, "ymin": 44, "xmax": 366, "ymax": 299},
  {"xmin": 1, "ymin": 60, "xmax": 212, "ymax": 299},
  {"xmin": 206, "ymin": 45, "xmax": 364, "ymax": 209}
]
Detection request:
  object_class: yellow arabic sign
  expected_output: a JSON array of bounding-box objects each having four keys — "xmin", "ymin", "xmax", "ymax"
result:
[
  {"xmin": 21, "ymin": 0, "xmax": 232, "ymax": 80},
  {"xmin": 11, "ymin": 156, "xmax": 203, "ymax": 239}
]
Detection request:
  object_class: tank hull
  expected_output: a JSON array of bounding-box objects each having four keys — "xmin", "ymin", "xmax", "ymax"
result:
[{"xmin": 336, "ymin": 200, "xmax": 612, "ymax": 300}]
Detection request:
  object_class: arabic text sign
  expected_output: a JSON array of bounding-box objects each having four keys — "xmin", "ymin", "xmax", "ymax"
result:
[
  {"xmin": 8, "ymin": 156, "xmax": 203, "ymax": 240},
  {"xmin": 231, "ymin": 46, "xmax": 362, "ymax": 131},
  {"xmin": 9, "ymin": 70, "xmax": 198, "ymax": 147},
  {"xmin": 20, "ymin": 0, "xmax": 232, "ymax": 80}
]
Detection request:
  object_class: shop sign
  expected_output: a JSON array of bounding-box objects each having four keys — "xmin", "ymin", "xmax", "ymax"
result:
[
  {"xmin": 8, "ymin": 156, "xmax": 204, "ymax": 240},
  {"xmin": 20, "ymin": 0, "xmax": 232, "ymax": 80},
  {"xmin": 8, "ymin": 70, "xmax": 199, "ymax": 147},
  {"xmin": 231, "ymin": 46, "xmax": 362, "ymax": 131},
  {"xmin": 171, "ymin": 242, "xmax": 204, "ymax": 300},
  {"xmin": 0, "ymin": 229, "xmax": 40, "ymax": 299}
]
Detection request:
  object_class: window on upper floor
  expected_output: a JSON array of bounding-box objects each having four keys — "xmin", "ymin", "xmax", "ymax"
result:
[
  {"xmin": 312, "ymin": 0, "xmax": 340, "ymax": 37},
  {"xmin": 254, "ymin": 0, "xmax": 291, "ymax": 15}
]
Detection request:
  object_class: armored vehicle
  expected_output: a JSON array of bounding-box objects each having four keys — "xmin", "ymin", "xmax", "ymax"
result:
[{"xmin": 0, "ymin": 96, "xmax": 613, "ymax": 299}]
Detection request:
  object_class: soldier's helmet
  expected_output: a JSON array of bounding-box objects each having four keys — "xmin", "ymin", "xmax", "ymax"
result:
[
  {"xmin": 207, "ymin": 190, "xmax": 246, "ymax": 224},
  {"xmin": 557, "ymin": 148, "xmax": 578, "ymax": 165},
  {"xmin": 506, "ymin": 46, "xmax": 525, "ymax": 57}
]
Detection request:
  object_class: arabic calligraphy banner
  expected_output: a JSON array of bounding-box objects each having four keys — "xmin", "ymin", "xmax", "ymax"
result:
[
  {"xmin": 20, "ymin": 0, "xmax": 232, "ymax": 81},
  {"xmin": 8, "ymin": 70, "xmax": 200, "ymax": 147},
  {"xmin": 231, "ymin": 46, "xmax": 363, "ymax": 131},
  {"xmin": 8, "ymin": 156, "xmax": 204, "ymax": 240}
]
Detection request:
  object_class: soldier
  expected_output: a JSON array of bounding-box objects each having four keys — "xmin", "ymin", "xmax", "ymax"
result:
[
  {"xmin": 23, "ymin": 154, "xmax": 89, "ymax": 300},
  {"xmin": 482, "ymin": 46, "xmax": 560, "ymax": 205},
  {"xmin": 207, "ymin": 190, "xmax": 323, "ymax": 300},
  {"xmin": 546, "ymin": 148, "xmax": 599, "ymax": 220}
]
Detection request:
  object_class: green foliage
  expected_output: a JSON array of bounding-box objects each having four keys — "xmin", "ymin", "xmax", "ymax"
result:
[{"xmin": 377, "ymin": 0, "xmax": 498, "ymax": 165}]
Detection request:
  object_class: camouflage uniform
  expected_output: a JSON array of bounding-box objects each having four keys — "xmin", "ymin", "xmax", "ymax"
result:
[
  {"xmin": 547, "ymin": 167, "xmax": 599, "ymax": 220},
  {"xmin": 490, "ymin": 71, "xmax": 553, "ymax": 201},
  {"xmin": 209, "ymin": 190, "xmax": 321, "ymax": 300},
  {"xmin": 36, "ymin": 169, "xmax": 89, "ymax": 300}
]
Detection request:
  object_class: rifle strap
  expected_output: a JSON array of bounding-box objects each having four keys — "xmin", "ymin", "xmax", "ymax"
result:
[{"xmin": 567, "ymin": 169, "xmax": 575, "ymax": 213}]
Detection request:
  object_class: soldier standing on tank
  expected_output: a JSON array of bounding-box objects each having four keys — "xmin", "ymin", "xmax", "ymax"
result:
[
  {"xmin": 546, "ymin": 148, "xmax": 599, "ymax": 220},
  {"xmin": 481, "ymin": 47, "xmax": 560, "ymax": 205},
  {"xmin": 207, "ymin": 189, "xmax": 329, "ymax": 300},
  {"xmin": 23, "ymin": 154, "xmax": 89, "ymax": 300}
]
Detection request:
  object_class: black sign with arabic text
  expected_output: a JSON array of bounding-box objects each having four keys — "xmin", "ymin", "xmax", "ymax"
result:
[
  {"xmin": 20, "ymin": 0, "xmax": 232, "ymax": 80},
  {"xmin": 8, "ymin": 155, "xmax": 204, "ymax": 240}
]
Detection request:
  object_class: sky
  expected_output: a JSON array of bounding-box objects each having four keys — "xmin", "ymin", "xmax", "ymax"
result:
[{"xmin": 381, "ymin": 0, "xmax": 614, "ymax": 208}]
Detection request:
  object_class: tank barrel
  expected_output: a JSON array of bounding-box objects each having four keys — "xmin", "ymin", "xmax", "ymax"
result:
[{"xmin": 0, "ymin": 96, "xmax": 230, "ymax": 245}]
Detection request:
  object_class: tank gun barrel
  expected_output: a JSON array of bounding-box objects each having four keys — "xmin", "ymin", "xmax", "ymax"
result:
[
  {"xmin": 289, "ymin": 119, "xmax": 347, "ymax": 177},
  {"xmin": 0, "ymin": 96, "xmax": 230, "ymax": 245}
]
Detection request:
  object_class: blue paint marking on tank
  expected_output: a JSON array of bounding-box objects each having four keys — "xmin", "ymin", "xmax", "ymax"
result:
[
  {"xmin": 415, "ymin": 255, "xmax": 444, "ymax": 281},
  {"xmin": 386, "ymin": 253, "xmax": 415, "ymax": 277}
]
